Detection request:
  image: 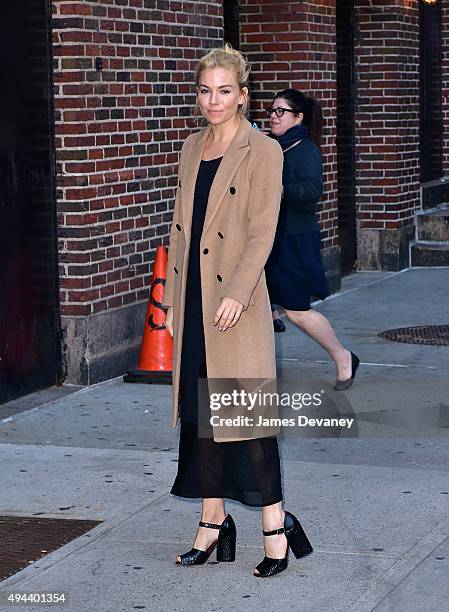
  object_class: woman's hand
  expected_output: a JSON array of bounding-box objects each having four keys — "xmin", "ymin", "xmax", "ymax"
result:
[
  {"xmin": 214, "ymin": 297, "xmax": 244, "ymax": 332},
  {"xmin": 165, "ymin": 306, "xmax": 174, "ymax": 337}
]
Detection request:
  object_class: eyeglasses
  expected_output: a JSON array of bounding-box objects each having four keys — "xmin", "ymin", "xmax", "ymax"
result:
[{"xmin": 265, "ymin": 107, "xmax": 295, "ymax": 118}]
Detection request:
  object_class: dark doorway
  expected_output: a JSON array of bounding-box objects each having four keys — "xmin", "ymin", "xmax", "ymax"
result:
[
  {"xmin": 419, "ymin": 0, "xmax": 443, "ymax": 183},
  {"xmin": 336, "ymin": 0, "xmax": 357, "ymax": 275},
  {"xmin": 0, "ymin": 0, "xmax": 61, "ymax": 403},
  {"xmin": 223, "ymin": 0, "xmax": 240, "ymax": 50}
]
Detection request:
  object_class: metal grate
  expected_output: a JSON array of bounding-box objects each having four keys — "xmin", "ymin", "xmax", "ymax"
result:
[
  {"xmin": 379, "ymin": 325, "xmax": 449, "ymax": 346},
  {"xmin": 0, "ymin": 515, "xmax": 101, "ymax": 582}
]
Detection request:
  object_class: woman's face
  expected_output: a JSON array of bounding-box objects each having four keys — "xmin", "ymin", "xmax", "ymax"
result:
[
  {"xmin": 197, "ymin": 67, "xmax": 247, "ymax": 126},
  {"xmin": 269, "ymin": 97, "xmax": 303, "ymax": 136}
]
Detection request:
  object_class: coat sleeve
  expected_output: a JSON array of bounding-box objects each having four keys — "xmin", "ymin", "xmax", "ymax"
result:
[
  {"xmin": 221, "ymin": 138, "xmax": 283, "ymax": 310},
  {"xmin": 283, "ymin": 144, "xmax": 323, "ymax": 210},
  {"xmin": 162, "ymin": 140, "xmax": 188, "ymax": 308}
]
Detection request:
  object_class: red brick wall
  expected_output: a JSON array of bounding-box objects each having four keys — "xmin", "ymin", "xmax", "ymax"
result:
[
  {"xmin": 52, "ymin": 0, "xmax": 223, "ymax": 318},
  {"xmin": 354, "ymin": 1, "xmax": 420, "ymax": 234},
  {"xmin": 239, "ymin": 0, "xmax": 338, "ymax": 251}
]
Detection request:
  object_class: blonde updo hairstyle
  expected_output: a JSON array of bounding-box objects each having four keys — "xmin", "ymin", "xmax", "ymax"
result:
[{"xmin": 194, "ymin": 43, "xmax": 251, "ymax": 118}]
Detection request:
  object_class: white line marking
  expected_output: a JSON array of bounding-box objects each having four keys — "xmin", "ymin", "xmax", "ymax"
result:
[{"xmin": 278, "ymin": 358, "xmax": 438, "ymax": 370}]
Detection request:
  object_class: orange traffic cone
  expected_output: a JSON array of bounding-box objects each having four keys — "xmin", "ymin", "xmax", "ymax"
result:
[{"xmin": 124, "ymin": 246, "xmax": 173, "ymax": 384}]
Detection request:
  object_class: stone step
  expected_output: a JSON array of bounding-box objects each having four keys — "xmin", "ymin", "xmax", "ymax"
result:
[
  {"xmin": 416, "ymin": 204, "xmax": 449, "ymax": 241},
  {"xmin": 410, "ymin": 240, "xmax": 449, "ymax": 267}
]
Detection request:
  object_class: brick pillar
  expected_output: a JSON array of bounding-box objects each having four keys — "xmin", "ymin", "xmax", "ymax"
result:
[
  {"xmin": 354, "ymin": 1, "xmax": 420, "ymax": 270},
  {"xmin": 239, "ymin": 0, "xmax": 341, "ymax": 292},
  {"xmin": 52, "ymin": 0, "xmax": 223, "ymax": 384}
]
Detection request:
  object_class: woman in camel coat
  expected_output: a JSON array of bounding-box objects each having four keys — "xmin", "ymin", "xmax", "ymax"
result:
[
  {"xmin": 162, "ymin": 44, "xmax": 314, "ymax": 578},
  {"xmin": 164, "ymin": 116, "xmax": 281, "ymax": 438}
]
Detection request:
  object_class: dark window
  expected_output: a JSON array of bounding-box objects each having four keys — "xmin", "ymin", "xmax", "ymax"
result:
[
  {"xmin": 0, "ymin": 0, "xmax": 61, "ymax": 403},
  {"xmin": 420, "ymin": 0, "xmax": 443, "ymax": 182},
  {"xmin": 336, "ymin": 0, "xmax": 357, "ymax": 274},
  {"xmin": 223, "ymin": 0, "xmax": 240, "ymax": 50}
]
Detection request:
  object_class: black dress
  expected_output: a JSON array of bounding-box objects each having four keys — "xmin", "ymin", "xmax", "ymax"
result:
[{"xmin": 170, "ymin": 157, "xmax": 283, "ymax": 508}]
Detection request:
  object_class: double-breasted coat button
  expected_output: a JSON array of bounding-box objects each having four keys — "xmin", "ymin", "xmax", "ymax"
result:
[
  {"xmin": 203, "ymin": 248, "xmax": 209, "ymax": 254},
  {"xmin": 217, "ymin": 274, "xmax": 222, "ymax": 282},
  {"xmin": 229, "ymin": 186, "xmax": 236, "ymax": 195},
  {"xmin": 176, "ymin": 223, "xmax": 181, "ymax": 231},
  {"xmin": 174, "ymin": 267, "xmax": 178, "ymax": 274},
  {"xmin": 218, "ymin": 232, "xmax": 224, "ymax": 239}
]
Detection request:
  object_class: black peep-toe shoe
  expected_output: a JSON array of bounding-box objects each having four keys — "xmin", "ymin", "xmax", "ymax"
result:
[
  {"xmin": 176, "ymin": 514, "xmax": 236, "ymax": 565},
  {"xmin": 254, "ymin": 511, "xmax": 313, "ymax": 578}
]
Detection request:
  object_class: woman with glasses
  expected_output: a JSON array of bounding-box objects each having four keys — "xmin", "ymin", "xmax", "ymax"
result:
[{"xmin": 265, "ymin": 89, "xmax": 359, "ymax": 390}]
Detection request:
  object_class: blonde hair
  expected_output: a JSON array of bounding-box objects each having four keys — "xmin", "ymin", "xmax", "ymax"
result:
[{"xmin": 194, "ymin": 43, "xmax": 251, "ymax": 118}]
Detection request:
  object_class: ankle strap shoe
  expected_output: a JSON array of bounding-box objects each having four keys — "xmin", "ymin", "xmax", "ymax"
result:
[
  {"xmin": 176, "ymin": 514, "xmax": 236, "ymax": 565},
  {"xmin": 254, "ymin": 510, "xmax": 313, "ymax": 577}
]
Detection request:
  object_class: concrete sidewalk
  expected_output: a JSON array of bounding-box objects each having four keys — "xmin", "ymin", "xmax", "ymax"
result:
[{"xmin": 0, "ymin": 269, "xmax": 448, "ymax": 612}]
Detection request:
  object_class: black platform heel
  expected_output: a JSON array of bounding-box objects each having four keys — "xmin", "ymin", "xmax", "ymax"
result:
[
  {"xmin": 176, "ymin": 514, "xmax": 236, "ymax": 565},
  {"xmin": 254, "ymin": 511, "xmax": 313, "ymax": 578}
]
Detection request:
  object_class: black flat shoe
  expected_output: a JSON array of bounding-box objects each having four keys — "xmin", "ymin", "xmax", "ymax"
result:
[
  {"xmin": 333, "ymin": 351, "xmax": 360, "ymax": 391},
  {"xmin": 273, "ymin": 319, "xmax": 286, "ymax": 333},
  {"xmin": 176, "ymin": 514, "xmax": 236, "ymax": 565},
  {"xmin": 254, "ymin": 511, "xmax": 313, "ymax": 578}
]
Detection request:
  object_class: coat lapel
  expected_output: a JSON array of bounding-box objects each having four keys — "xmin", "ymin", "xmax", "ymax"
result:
[
  {"xmin": 180, "ymin": 118, "xmax": 252, "ymax": 242},
  {"xmin": 180, "ymin": 125, "xmax": 211, "ymax": 240}
]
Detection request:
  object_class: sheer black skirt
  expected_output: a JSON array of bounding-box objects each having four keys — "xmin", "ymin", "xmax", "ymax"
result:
[{"xmin": 171, "ymin": 421, "xmax": 283, "ymax": 507}]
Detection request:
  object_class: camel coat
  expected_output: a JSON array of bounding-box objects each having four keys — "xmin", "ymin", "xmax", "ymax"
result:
[{"xmin": 163, "ymin": 117, "xmax": 283, "ymax": 441}]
